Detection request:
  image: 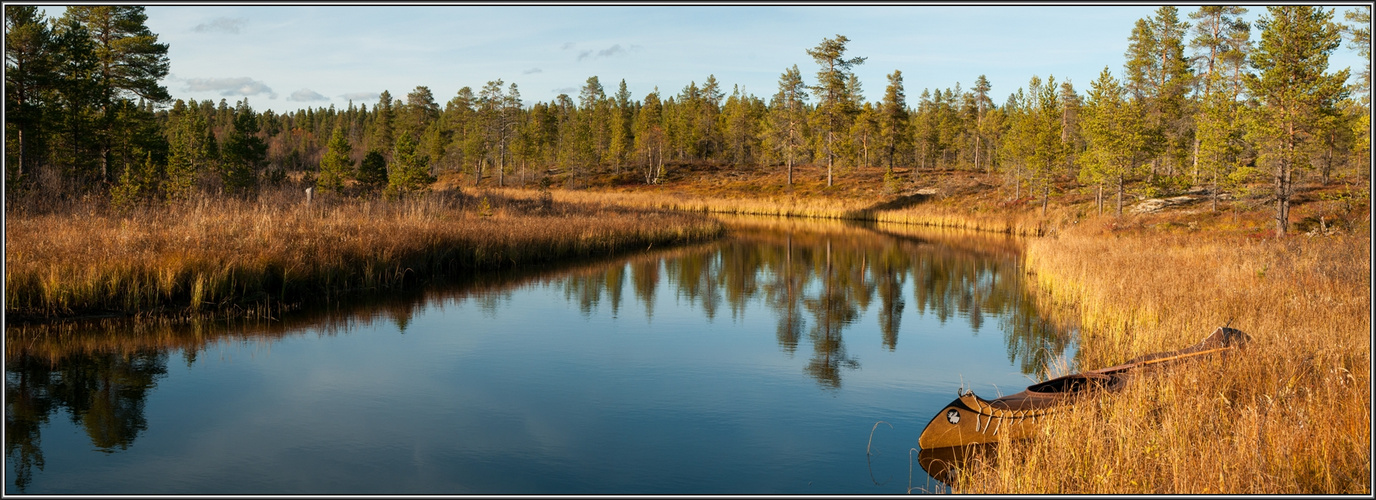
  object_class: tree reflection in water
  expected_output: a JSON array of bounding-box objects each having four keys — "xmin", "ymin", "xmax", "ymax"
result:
[
  {"xmin": 5, "ymin": 217, "xmax": 1074, "ymax": 490},
  {"xmin": 6, "ymin": 350, "xmax": 167, "ymax": 491}
]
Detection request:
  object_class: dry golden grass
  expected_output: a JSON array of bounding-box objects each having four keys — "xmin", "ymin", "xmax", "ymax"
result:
[
  {"xmin": 5, "ymin": 189, "xmax": 722, "ymax": 319},
  {"xmin": 9, "ymin": 161, "xmax": 1369, "ymax": 493},
  {"xmin": 489, "ymin": 181, "xmax": 1049, "ymax": 236},
  {"xmin": 947, "ymin": 219, "xmax": 1371, "ymax": 494},
  {"xmin": 522, "ymin": 164, "xmax": 1370, "ymax": 493}
]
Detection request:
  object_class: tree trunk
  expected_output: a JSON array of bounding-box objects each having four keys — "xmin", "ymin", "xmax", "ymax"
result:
[
  {"xmin": 1191, "ymin": 137, "xmax": 1200, "ymax": 184},
  {"xmin": 1116, "ymin": 174, "xmax": 1124, "ymax": 217},
  {"xmin": 827, "ymin": 130, "xmax": 834, "ymax": 187},
  {"xmin": 1097, "ymin": 182, "xmax": 1104, "ymax": 215},
  {"xmin": 1015, "ymin": 173, "xmax": 1021, "ymax": 200},
  {"xmin": 1041, "ymin": 181, "xmax": 1049, "ymax": 216},
  {"xmin": 863, "ymin": 135, "xmax": 869, "ymax": 169},
  {"xmin": 787, "ymin": 154, "xmax": 793, "ymax": 186},
  {"xmin": 16, "ymin": 128, "xmax": 25, "ymax": 182},
  {"xmin": 1277, "ymin": 121, "xmax": 1295, "ymax": 236},
  {"xmin": 974, "ymin": 135, "xmax": 981, "ymax": 172},
  {"xmin": 1211, "ymin": 172, "xmax": 1219, "ymax": 213}
]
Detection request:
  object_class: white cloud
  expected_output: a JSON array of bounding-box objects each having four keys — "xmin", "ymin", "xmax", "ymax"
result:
[
  {"xmin": 341, "ymin": 91, "xmax": 381, "ymax": 102},
  {"xmin": 522, "ymin": 68, "xmax": 542, "ymax": 75},
  {"xmin": 193, "ymin": 17, "xmax": 246, "ymax": 34},
  {"xmin": 288, "ymin": 88, "xmax": 328, "ymax": 102},
  {"xmin": 577, "ymin": 43, "xmax": 629, "ymax": 62},
  {"xmin": 598, "ymin": 44, "xmax": 627, "ymax": 58},
  {"xmin": 183, "ymin": 77, "xmax": 278, "ymax": 99}
]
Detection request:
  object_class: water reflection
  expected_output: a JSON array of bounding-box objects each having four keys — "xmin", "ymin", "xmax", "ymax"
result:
[
  {"xmin": 6, "ymin": 216, "xmax": 1073, "ymax": 493},
  {"xmin": 6, "ymin": 350, "xmax": 167, "ymax": 490}
]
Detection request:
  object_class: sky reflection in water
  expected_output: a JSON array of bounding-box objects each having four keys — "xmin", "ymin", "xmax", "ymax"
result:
[{"xmin": 5, "ymin": 217, "xmax": 1074, "ymax": 494}]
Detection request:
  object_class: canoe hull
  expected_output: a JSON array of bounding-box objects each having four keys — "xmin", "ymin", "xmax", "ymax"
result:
[
  {"xmin": 917, "ymin": 391, "xmax": 1068, "ymax": 449},
  {"xmin": 918, "ymin": 326, "xmax": 1249, "ymax": 449}
]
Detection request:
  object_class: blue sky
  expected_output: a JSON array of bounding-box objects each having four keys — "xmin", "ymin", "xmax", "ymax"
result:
[{"xmin": 86, "ymin": 4, "xmax": 1371, "ymax": 113}]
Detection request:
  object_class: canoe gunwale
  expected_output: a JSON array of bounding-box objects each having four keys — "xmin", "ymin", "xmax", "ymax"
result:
[{"xmin": 917, "ymin": 326, "xmax": 1250, "ymax": 450}]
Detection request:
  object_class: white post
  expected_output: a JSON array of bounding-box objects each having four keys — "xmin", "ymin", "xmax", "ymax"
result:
[{"xmin": 305, "ymin": 186, "xmax": 314, "ymax": 204}]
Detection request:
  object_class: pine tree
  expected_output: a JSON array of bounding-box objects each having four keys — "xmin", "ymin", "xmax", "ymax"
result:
[
  {"xmin": 386, "ymin": 132, "xmax": 435, "ymax": 198},
  {"xmin": 806, "ymin": 35, "xmax": 866, "ymax": 187},
  {"xmin": 1189, "ymin": 7, "xmax": 1249, "ymax": 97},
  {"xmin": 1344, "ymin": 7, "xmax": 1371, "ymax": 164},
  {"xmin": 878, "ymin": 70, "xmax": 910, "ymax": 176},
  {"xmin": 61, "ymin": 6, "xmax": 169, "ymax": 184},
  {"xmin": 1124, "ymin": 8, "xmax": 1195, "ymax": 183},
  {"xmin": 1058, "ymin": 80, "xmax": 1084, "ymax": 179},
  {"xmin": 220, "ymin": 100, "xmax": 266, "ymax": 196},
  {"xmin": 763, "ymin": 65, "xmax": 809, "ymax": 185},
  {"xmin": 5, "ymin": 5, "xmax": 54, "ymax": 187},
  {"xmin": 164, "ymin": 100, "xmax": 218, "ymax": 200},
  {"xmin": 609, "ymin": 79, "xmax": 633, "ymax": 175},
  {"xmin": 722, "ymin": 85, "xmax": 761, "ymax": 167},
  {"xmin": 850, "ymin": 101, "xmax": 879, "ymax": 171},
  {"xmin": 1244, "ymin": 6, "xmax": 1350, "ymax": 236},
  {"xmin": 1079, "ymin": 67, "xmax": 1148, "ymax": 215},
  {"xmin": 971, "ymin": 75, "xmax": 993, "ymax": 172},
  {"xmin": 111, "ymin": 151, "xmax": 160, "ymax": 208},
  {"xmin": 1028, "ymin": 76, "xmax": 1065, "ymax": 215},
  {"xmin": 698, "ymin": 74, "xmax": 724, "ymax": 159},
  {"xmin": 317, "ymin": 125, "xmax": 353, "ymax": 193},
  {"xmin": 1188, "ymin": 6, "xmax": 1249, "ymax": 181},
  {"xmin": 634, "ymin": 89, "xmax": 666, "ymax": 184},
  {"xmin": 47, "ymin": 16, "xmax": 102, "ymax": 188},
  {"xmin": 478, "ymin": 80, "xmax": 506, "ymax": 186}
]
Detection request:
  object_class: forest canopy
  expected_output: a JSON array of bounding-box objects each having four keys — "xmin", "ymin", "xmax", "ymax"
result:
[{"xmin": 5, "ymin": 5, "xmax": 1370, "ymax": 234}]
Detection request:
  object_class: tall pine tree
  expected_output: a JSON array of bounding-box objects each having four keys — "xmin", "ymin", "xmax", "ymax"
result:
[
  {"xmin": 1244, "ymin": 6, "xmax": 1350, "ymax": 236},
  {"xmin": 806, "ymin": 35, "xmax": 865, "ymax": 187}
]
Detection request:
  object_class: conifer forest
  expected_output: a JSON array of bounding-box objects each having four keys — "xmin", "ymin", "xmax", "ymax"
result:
[{"xmin": 4, "ymin": 5, "xmax": 1370, "ymax": 232}]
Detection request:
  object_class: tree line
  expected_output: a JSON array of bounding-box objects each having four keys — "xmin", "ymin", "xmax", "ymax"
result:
[{"xmin": 5, "ymin": 6, "xmax": 1369, "ymax": 234}]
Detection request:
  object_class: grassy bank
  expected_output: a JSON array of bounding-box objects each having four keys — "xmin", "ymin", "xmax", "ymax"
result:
[
  {"xmin": 521, "ymin": 163, "xmax": 1370, "ymax": 493},
  {"xmin": 4, "ymin": 188, "xmax": 723, "ymax": 321},
  {"xmin": 952, "ymin": 226, "xmax": 1370, "ymax": 494}
]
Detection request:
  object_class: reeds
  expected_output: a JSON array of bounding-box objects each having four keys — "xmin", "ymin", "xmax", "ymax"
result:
[
  {"xmin": 487, "ymin": 186, "xmax": 1049, "ymax": 236},
  {"xmin": 5, "ymin": 190, "xmax": 723, "ymax": 319},
  {"xmin": 954, "ymin": 220, "xmax": 1371, "ymax": 493}
]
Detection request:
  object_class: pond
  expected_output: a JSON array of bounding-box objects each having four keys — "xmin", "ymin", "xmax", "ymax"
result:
[{"xmin": 5, "ymin": 216, "xmax": 1075, "ymax": 494}]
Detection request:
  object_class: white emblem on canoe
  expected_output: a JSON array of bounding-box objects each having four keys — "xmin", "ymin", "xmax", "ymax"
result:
[{"xmin": 946, "ymin": 409, "xmax": 960, "ymax": 424}]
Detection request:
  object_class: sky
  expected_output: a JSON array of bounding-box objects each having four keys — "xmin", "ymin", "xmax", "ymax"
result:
[{"xmin": 46, "ymin": 4, "xmax": 1372, "ymax": 114}]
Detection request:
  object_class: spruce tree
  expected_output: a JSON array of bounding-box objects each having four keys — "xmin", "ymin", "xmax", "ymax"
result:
[
  {"xmin": 356, "ymin": 150, "xmax": 388, "ymax": 192},
  {"xmin": 372, "ymin": 90, "xmax": 395, "ymax": 160}
]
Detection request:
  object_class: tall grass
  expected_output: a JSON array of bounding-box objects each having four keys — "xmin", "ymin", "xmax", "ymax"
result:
[
  {"xmin": 951, "ymin": 220, "xmax": 1371, "ymax": 493},
  {"xmin": 5, "ymin": 189, "xmax": 723, "ymax": 319},
  {"xmin": 489, "ymin": 186, "xmax": 1050, "ymax": 236}
]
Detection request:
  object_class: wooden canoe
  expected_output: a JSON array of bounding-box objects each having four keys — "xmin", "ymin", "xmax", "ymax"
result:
[{"xmin": 917, "ymin": 326, "xmax": 1250, "ymax": 449}]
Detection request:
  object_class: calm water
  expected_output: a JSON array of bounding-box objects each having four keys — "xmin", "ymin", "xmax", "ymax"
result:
[{"xmin": 5, "ymin": 217, "xmax": 1074, "ymax": 494}]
